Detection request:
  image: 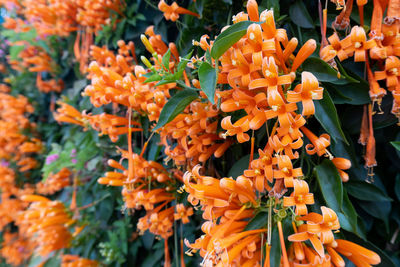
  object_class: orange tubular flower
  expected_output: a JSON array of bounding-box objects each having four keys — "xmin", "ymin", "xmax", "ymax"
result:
[
  {"xmin": 19, "ymin": 198, "xmax": 72, "ymax": 256},
  {"xmin": 174, "ymin": 204, "xmax": 193, "ymax": 224},
  {"xmin": 289, "ymin": 206, "xmax": 340, "ymax": 257},
  {"xmin": 343, "ymin": 26, "xmax": 377, "ymax": 62},
  {"xmin": 301, "ymin": 127, "xmax": 331, "ymax": 157},
  {"xmin": 248, "ymin": 57, "xmax": 293, "ymax": 91},
  {"xmin": 331, "ymin": 157, "xmax": 351, "ymax": 182},
  {"xmin": 287, "ymin": 71, "xmax": 324, "ymax": 116},
  {"xmin": 291, "ymin": 39, "xmax": 317, "ymax": 72},
  {"xmin": 36, "ymin": 167, "xmax": 72, "ymax": 195},
  {"xmin": 331, "ymin": 239, "xmax": 381, "ymax": 266},
  {"xmin": 61, "ymin": 255, "xmax": 99, "ymax": 267},
  {"xmin": 265, "ymin": 87, "xmax": 298, "ymax": 129},
  {"xmin": 158, "ymin": 0, "xmax": 200, "ymax": 22},
  {"xmin": 244, "ymin": 148, "xmax": 276, "ymax": 192},
  {"xmin": 274, "ymin": 155, "xmax": 303, "ymax": 187},
  {"xmin": 283, "ymin": 179, "xmax": 314, "ymax": 215},
  {"xmin": 221, "ymin": 115, "xmax": 251, "ymax": 143},
  {"xmin": 53, "ymin": 101, "xmax": 87, "ymax": 128},
  {"xmin": 375, "ymin": 55, "xmax": 400, "ymax": 89}
]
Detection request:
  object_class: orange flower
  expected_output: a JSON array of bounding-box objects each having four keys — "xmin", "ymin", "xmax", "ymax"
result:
[
  {"xmin": 343, "ymin": 26, "xmax": 377, "ymax": 62},
  {"xmin": 274, "ymin": 155, "xmax": 303, "ymax": 187},
  {"xmin": 244, "ymin": 148, "xmax": 276, "ymax": 192},
  {"xmin": 301, "ymin": 127, "xmax": 331, "ymax": 157},
  {"xmin": 289, "ymin": 206, "xmax": 340, "ymax": 257},
  {"xmin": 291, "ymin": 39, "xmax": 317, "ymax": 71},
  {"xmin": 283, "ymin": 179, "xmax": 314, "ymax": 215},
  {"xmin": 221, "ymin": 115, "xmax": 251, "ymax": 143},
  {"xmin": 331, "ymin": 157, "xmax": 351, "ymax": 182},
  {"xmin": 287, "ymin": 72, "xmax": 324, "ymax": 116},
  {"xmin": 174, "ymin": 204, "xmax": 193, "ymax": 224},
  {"xmin": 265, "ymin": 87, "xmax": 298, "ymax": 129},
  {"xmin": 61, "ymin": 255, "xmax": 99, "ymax": 267},
  {"xmin": 248, "ymin": 57, "xmax": 293, "ymax": 90},
  {"xmin": 331, "ymin": 239, "xmax": 381, "ymax": 266},
  {"xmin": 53, "ymin": 101, "xmax": 87, "ymax": 128},
  {"xmin": 158, "ymin": 0, "xmax": 200, "ymax": 22},
  {"xmin": 375, "ymin": 55, "xmax": 400, "ymax": 89}
]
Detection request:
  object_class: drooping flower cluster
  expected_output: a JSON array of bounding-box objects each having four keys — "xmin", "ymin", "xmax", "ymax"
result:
[
  {"xmin": 18, "ymin": 195, "xmax": 73, "ymax": 256},
  {"xmin": 320, "ymin": 0, "xmax": 400, "ymax": 176}
]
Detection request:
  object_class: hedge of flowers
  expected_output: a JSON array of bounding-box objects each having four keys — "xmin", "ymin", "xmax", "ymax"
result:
[{"xmin": 0, "ymin": 0, "xmax": 399, "ymax": 266}]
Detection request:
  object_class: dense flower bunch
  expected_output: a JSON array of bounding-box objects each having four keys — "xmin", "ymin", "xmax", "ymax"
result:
[
  {"xmin": 321, "ymin": 0, "xmax": 400, "ymax": 176},
  {"xmin": 0, "ymin": 92, "xmax": 39, "ymax": 265},
  {"xmin": 18, "ymin": 195, "xmax": 73, "ymax": 256},
  {"xmin": 7, "ymin": 43, "xmax": 64, "ymax": 93}
]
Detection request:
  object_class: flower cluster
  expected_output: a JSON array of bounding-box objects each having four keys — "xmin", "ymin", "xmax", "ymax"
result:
[{"xmin": 320, "ymin": 0, "xmax": 400, "ymax": 175}]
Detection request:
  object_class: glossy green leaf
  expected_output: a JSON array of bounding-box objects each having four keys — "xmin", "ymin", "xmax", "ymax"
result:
[
  {"xmin": 244, "ymin": 211, "xmax": 268, "ymax": 231},
  {"xmin": 314, "ymin": 90, "xmax": 349, "ymax": 144},
  {"xmin": 335, "ymin": 60, "xmax": 359, "ymax": 83},
  {"xmin": 314, "ymin": 159, "xmax": 343, "ymax": 212},
  {"xmin": 153, "ymin": 89, "xmax": 198, "ymax": 131},
  {"xmin": 359, "ymin": 200, "xmax": 391, "ymax": 228},
  {"xmin": 198, "ymin": 61, "xmax": 217, "ymax": 104},
  {"xmin": 302, "ymin": 57, "xmax": 347, "ymax": 84},
  {"xmin": 289, "ymin": 0, "xmax": 314, "ymax": 29},
  {"xmin": 162, "ymin": 49, "xmax": 171, "ymax": 70},
  {"xmin": 346, "ymin": 181, "xmax": 392, "ymax": 202},
  {"xmin": 339, "ymin": 188, "xmax": 358, "ymax": 234},
  {"xmin": 391, "ymin": 141, "xmax": 400, "ymax": 151},
  {"xmin": 211, "ymin": 21, "xmax": 255, "ymax": 59},
  {"xmin": 269, "ymin": 226, "xmax": 281, "ymax": 267},
  {"xmin": 330, "ymin": 68, "xmax": 370, "ymax": 105},
  {"xmin": 228, "ymin": 155, "xmax": 250, "ymax": 178},
  {"xmin": 395, "ymin": 174, "xmax": 400, "ymax": 201},
  {"xmin": 323, "ymin": 83, "xmax": 352, "ymax": 104}
]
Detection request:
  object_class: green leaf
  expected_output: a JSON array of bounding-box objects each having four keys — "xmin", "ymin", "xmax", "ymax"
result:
[
  {"xmin": 329, "ymin": 68, "xmax": 370, "ymax": 105},
  {"xmin": 228, "ymin": 155, "xmax": 250, "ymax": 178},
  {"xmin": 339, "ymin": 188, "xmax": 358, "ymax": 235},
  {"xmin": 391, "ymin": 141, "xmax": 400, "ymax": 151},
  {"xmin": 302, "ymin": 57, "xmax": 347, "ymax": 84},
  {"xmin": 314, "ymin": 159, "xmax": 343, "ymax": 212},
  {"xmin": 244, "ymin": 211, "xmax": 268, "ymax": 231},
  {"xmin": 198, "ymin": 62, "xmax": 217, "ymax": 104},
  {"xmin": 335, "ymin": 60, "xmax": 359, "ymax": 83},
  {"xmin": 346, "ymin": 181, "xmax": 392, "ymax": 202},
  {"xmin": 43, "ymin": 254, "xmax": 61, "ymax": 267},
  {"xmin": 9, "ymin": 45, "xmax": 25, "ymax": 60},
  {"xmin": 395, "ymin": 174, "xmax": 400, "ymax": 201},
  {"xmin": 153, "ymin": 89, "xmax": 198, "ymax": 131},
  {"xmin": 144, "ymin": 73, "xmax": 162, "ymax": 83},
  {"xmin": 289, "ymin": 0, "xmax": 314, "ymax": 29},
  {"xmin": 205, "ymin": 49, "xmax": 212, "ymax": 63},
  {"xmin": 174, "ymin": 50, "xmax": 193, "ymax": 80},
  {"xmin": 314, "ymin": 90, "xmax": 348, "ymax": 144},
  {"xmin": 211, "ymin": 21, "xmax": 256, "ymax": 59},
  {"xmin": 162, "ymin": 49, "xmax": 171, "ymax": 70},
  {"xmin": 358, "ymin": 200, "xmax": 391, "ymax": 228},
  {"xmin": 269, "ymin": 226, "xmax": 281, "ymax": 267}
]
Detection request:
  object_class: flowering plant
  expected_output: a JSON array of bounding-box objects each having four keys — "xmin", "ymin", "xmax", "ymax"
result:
[{"xmin": 0, "ymin": 0, "xmax": 399, "ymax": 266}]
